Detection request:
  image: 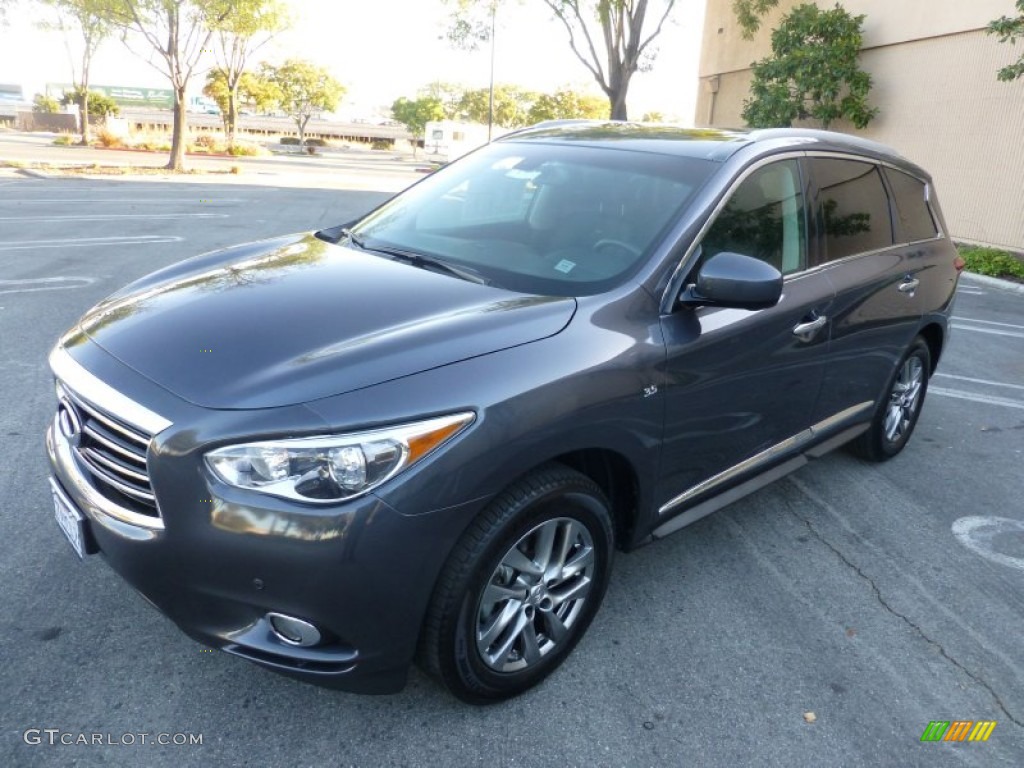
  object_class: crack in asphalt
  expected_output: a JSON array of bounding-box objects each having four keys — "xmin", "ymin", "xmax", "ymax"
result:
[{"xmin": 787, "ymin": 504, "xmax": 1024, "ymax": 729}]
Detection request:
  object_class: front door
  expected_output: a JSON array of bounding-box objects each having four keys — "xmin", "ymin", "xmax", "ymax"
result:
[{"xmin": 657, "ymin": 158, "xmax": 834, "ymax": 512}]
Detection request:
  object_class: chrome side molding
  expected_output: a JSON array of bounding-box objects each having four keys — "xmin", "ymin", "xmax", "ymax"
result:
[{"xmin": 658, "ymin": 401, "xmax": 873, "ymax": 516}]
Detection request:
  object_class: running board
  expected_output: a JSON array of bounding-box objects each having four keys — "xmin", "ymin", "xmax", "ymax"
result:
[{"xmin": 651, "ymin": 422, "xmax": 869, "ymax": 540}]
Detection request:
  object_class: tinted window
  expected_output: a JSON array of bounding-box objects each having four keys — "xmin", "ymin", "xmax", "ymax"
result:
[
  {"xmin": 811, "ymin": 159, "xmax": 893, "ymax": 262},
  {"xmin": 700, "ymin": 159, "xmax": 806, "ymax": 275},
  {"xmin": 885, "ymin": 168, "xmax": 937, "ymax": 243},
  {"xmin": 351, "ymin": 142, "xmax": 715, "ymax": 296}
]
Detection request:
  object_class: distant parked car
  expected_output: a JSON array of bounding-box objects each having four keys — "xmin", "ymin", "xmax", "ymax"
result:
[{"xmin": 46, "ymin": 123, "xmax": 960, "ymax": 702}]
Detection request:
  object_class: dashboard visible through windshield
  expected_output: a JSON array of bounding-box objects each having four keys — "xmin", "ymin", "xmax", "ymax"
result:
[{"xmin": 348, "ymin": 141, "xmax": 716, "ymax": 296}]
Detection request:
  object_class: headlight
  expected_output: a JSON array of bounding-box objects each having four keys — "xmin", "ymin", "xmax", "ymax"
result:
[{"xmin": 205, "ymin": 412, "xmax": 474, "ymax": 503}]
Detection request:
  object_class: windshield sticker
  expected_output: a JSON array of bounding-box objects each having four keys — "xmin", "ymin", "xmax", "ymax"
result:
[{"xmin": 554, "ymin": 259, "xmax": 576, "ymax": 274}]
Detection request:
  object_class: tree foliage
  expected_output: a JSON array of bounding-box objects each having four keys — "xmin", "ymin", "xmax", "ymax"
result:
[
  {"xmin": 732, "ymin": 0, "xmax": 779, "ymax": 40},
  {"xmin": 988, "ymin": 0, "xmax": 1024, "ymax": 82},
  {"xmin": 527, "ymin": 88, "xmax": 609, "ymax": 122},
  {"xmin": 42, "ymin": 0, "xmax": 117, "ymax": 144},
  {"xmin": 60, "ymin": 86, "xmax": 120, "ymax": 118},
  {"xmin": 742, "ymin": 3, "xmax": 877, "ymax": 130},
  {"xmin": 33, "ymin": 93, "xmax": 61, "ymax": 113},
  {"xmin": 208, "ymin": 0, "xmax": 287, "ymax": 146},
  {"xmin": 0, "ymin": 0, "xmax": 17, "ymax": 25},
  {"xmin": 445, "ymin": 0, "xmax": 677, "ymax": 120},
  {"xmin": 391, "ymin": 95, "xmax": 446, "ymax": 147},
  {"xmin": 455, "ymin": 84, "xmax": 537, "ymax": 127},
  {"xmin": 106, "ymin": 0, "xmax": 234, "ymax": 170},
  {"xmin": 204, "ymin": 68, "xmax": 279, "ymax": 132},
  {"xmin": 262, "ymin": 59, "xmax": 343, "ymax": 148}
]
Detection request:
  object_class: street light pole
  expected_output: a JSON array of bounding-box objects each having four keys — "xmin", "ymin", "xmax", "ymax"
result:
[{"xmin": 487, "ymin": 2, "xmax": 496, "ymax": 142}]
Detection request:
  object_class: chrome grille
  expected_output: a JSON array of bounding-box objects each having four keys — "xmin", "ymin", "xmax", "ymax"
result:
[{"xmin": 59, "ymin": 384, "xmax": 159, "ymax": 516}]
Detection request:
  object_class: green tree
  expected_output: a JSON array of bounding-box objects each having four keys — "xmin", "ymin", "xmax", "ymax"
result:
[
  {"xmin": 421, "ymin": 81, "xmax": 466, "ymax": 120},
  {"xmin": 209, "ymin": 0, "xmax": 287, "ymax": 147},
  {"xmin": 742, "ymin": 3, "xmax": 877, "ymax": 130},
  {"xmin": 445, "ymin": 0, "xmax": 678, "ymax": 120},
  {"xmin": 456, "ymin": 84, "xmax": 537, "ymax": 127},
  {"xmin": 988, "ymin": 0, "xmax": 1024, "ymax": 81},
  {"xmin": 41, "ymin": 0, "xmax": 116, "ymax": 145},
  {"xmin": 732, "ymin": 0, "xmax": 779, "ymax": 40},
  {"xmin": 262, "ymin": 59, "xmax": 343, "ymax": 149},
  {"xmin": 33, "ymin": 93, "xmax": 61, "ymax": 113},
  {"xmin": 107, "ymin": 0, "xmax": 234, "ymax": 170},
  {"xmin": 204, "ymin": 68, "xmax": 280, "ymax": 134},
  {"xmin": 527, "ymin": 89, "xmax": 609, "ymax": 122},
  {"xmin": 391, "ymin": 95, "xmax": 445, "ymax": 156},
  {"xmin": 60, "ymin": 86, "xmax": 120, "ymax": 119}
]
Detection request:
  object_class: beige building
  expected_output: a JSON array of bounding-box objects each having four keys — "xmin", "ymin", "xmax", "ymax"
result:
[{"xmin": 696, "ymin": 0, "xmax": 1024, "ymax": 251}]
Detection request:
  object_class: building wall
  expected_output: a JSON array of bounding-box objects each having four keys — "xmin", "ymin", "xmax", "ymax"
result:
[{"xmin": 696, "ymin": 0, "xmax": 1024, "ymax": 250}]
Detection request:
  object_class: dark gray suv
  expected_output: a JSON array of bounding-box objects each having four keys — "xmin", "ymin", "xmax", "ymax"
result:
[{"xmin": 46, "ymin": 123, "xmax": 960, "ymax": 702}]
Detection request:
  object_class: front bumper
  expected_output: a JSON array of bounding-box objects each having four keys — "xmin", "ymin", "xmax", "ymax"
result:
[{"xmin": 46, "ymin": 400, "xmax": 482, "ymax": 695}]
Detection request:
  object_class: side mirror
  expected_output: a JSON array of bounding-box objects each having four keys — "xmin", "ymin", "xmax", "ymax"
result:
[{"xmin": 679, "ymin": 251, "xmax": 783, "ymax": 310}]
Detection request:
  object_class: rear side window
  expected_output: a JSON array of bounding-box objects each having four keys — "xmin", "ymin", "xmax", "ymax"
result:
[
  {"xmin": 884, "ymin": 168, "xmax": 938, "ymax": 243},
  {"xmin": 810, "ymin": 158, "xmax": 893, "ymax": 262}
]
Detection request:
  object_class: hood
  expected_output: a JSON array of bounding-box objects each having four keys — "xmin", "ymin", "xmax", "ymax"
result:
[{"xmin": 76, "ymin": 233, "xmax": 576, "ymax": 409}]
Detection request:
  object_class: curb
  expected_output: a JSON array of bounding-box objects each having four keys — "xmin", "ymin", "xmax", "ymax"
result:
[{"xmin": 961, "ymin": 272, "xmax": 1024, "ymax": 296}]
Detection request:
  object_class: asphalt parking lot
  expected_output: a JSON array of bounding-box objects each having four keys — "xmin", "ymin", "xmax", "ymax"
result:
[{"xmin": 1, "ymin": 174, "xmax": 1022, "ymax": 767}]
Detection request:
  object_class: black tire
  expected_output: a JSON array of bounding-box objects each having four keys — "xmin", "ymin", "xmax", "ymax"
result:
[
  {"xmin": 418, "ymin": 463, "xmax": 614, "ymax": 703},
  {"xmin": 849, "ymin": 336, "xmax": 931, "ymax": 462}
]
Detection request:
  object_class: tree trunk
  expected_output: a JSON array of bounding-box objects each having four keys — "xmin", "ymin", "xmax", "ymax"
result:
[
  {"xmin": 227, "ymin": 85, "xmax": 238, "ymax": 148},
  {"xmin": 607, "ymin": 65, "xmax": 631, "ymax": 121},
  {"xmin": 608, "ymin": 89, "xmax": 628, "ymax": 120},
  {"xmin": 168, "ymin": 88, "xmax": 187, "ymax": 171},
  {"xmin": 80, "ymin": 89, "xmax": 91, "ymax": 145},
  {"xmin": 296, "ymin": 116, "xmax": 306, "ymax": 152}
]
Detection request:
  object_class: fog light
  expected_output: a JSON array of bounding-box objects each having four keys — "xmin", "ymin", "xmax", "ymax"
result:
[{"xmin": 267, "ymin": 613, "xmax": 321, "ymax": 647}]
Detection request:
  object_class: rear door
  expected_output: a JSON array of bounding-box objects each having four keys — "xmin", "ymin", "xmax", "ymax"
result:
[
  {"xmin": 657, "ymin": 157, "xmax": 834, "ymax": 510},
  {"xmin": 805, "ymin": 156, "xmax": 929, "ymax": 424}
]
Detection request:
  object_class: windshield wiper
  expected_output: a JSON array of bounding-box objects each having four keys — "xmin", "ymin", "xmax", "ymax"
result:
[
  {"xmin": 356, "ymin": 241, "xmax": 489, "ymax": 285},
  {"xmin": 340, "ymin": 227, "xmax": 366, "ymax": 249}
]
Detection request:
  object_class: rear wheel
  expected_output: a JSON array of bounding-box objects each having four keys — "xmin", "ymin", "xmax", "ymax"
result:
[
  {"xmin": 849, "ymin": 337, "xmax": 930, "ymax": 461},
  {"xmin": 418, "ymin": 464, "xmax": 614, "ymax": 703}
]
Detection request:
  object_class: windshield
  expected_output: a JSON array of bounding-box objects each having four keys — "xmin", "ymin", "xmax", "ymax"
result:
[{"xmin": 349, "ymin": 141, "xmax": 717, "ymax": 296}]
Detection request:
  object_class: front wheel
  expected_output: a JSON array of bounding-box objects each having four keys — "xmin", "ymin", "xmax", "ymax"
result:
[
  {"xmin": 849, "ymin": 336, "xmax": 931, "ymax": 461},
  {"xmin": 418, "ymin": 464, "xmax": 614, "ymax": 703}
]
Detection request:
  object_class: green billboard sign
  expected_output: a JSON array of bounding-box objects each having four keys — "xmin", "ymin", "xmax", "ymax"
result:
[{"xmin": 47, "ymin": 83, "xmax": 174, "ymax": 109}]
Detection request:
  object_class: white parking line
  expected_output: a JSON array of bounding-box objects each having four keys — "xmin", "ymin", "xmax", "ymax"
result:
[
  {"xmin": 7, "ymin": 198, "xmax": 246, "ymax": 204},
  {"xmin": 0, "ymin": 213, "xmax": 228, "ymax": 222},
  {"xmin": 956, "ymin": 286, "xmax": 985, "ymax": 295},
  {"xmin": 934, "ymin": 373, "xmax": 1024, "ymax": 392},
  {"xmin": 951, "ymin": 324, "xmax": 1024, "ymax": 339},
  {"xmin": 0, "ymin": 276, "xmax": 97, "ymax": 294},
  {"xmin": 929, "ymin": 386, "xmax": 1024, "ymax": 410},
  {"xmin": 954, "ymin": 317, "xmax": 1024, "ymax": 330},
  {"xmin": 0, "ymin": 235, "xmax": 183, "ymax": 251},
  {"xmin": 953, "ymin": 517, "xmax": 1024, "ymax": 572}
]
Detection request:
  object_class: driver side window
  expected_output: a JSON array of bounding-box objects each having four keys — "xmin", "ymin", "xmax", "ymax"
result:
[{"xmin": 700, "ymin": 159, "xmax": 807, "ymax": 275}]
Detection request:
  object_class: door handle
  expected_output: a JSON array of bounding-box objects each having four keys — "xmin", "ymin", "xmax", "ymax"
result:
[
  {"xmin": 792, "ymin": 314, "xmax": 827, "ymax": 340},
  {"xmin": 898, "ymin": 278, "xmax": 920, "ymax": 294}
]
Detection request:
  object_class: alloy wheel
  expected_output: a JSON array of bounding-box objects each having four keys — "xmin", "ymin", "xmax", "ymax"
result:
[
  {"xmin": 476, "ymin": 517, "xmax": 595, "ymax": 673},
  {"xmin": 884, "ymin": 355, "xmax": 924, "ymax": 444}
]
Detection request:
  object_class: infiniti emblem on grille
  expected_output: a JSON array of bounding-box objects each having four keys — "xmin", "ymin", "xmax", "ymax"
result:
[{"xmin": 57, "ymin": 397, "xmax": 82, "ymax": 445}]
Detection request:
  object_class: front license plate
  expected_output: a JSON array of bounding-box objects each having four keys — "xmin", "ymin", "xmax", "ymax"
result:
[{"xmin": 50, "ymin": 481, "xmax": 90, "ymax": 559}]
